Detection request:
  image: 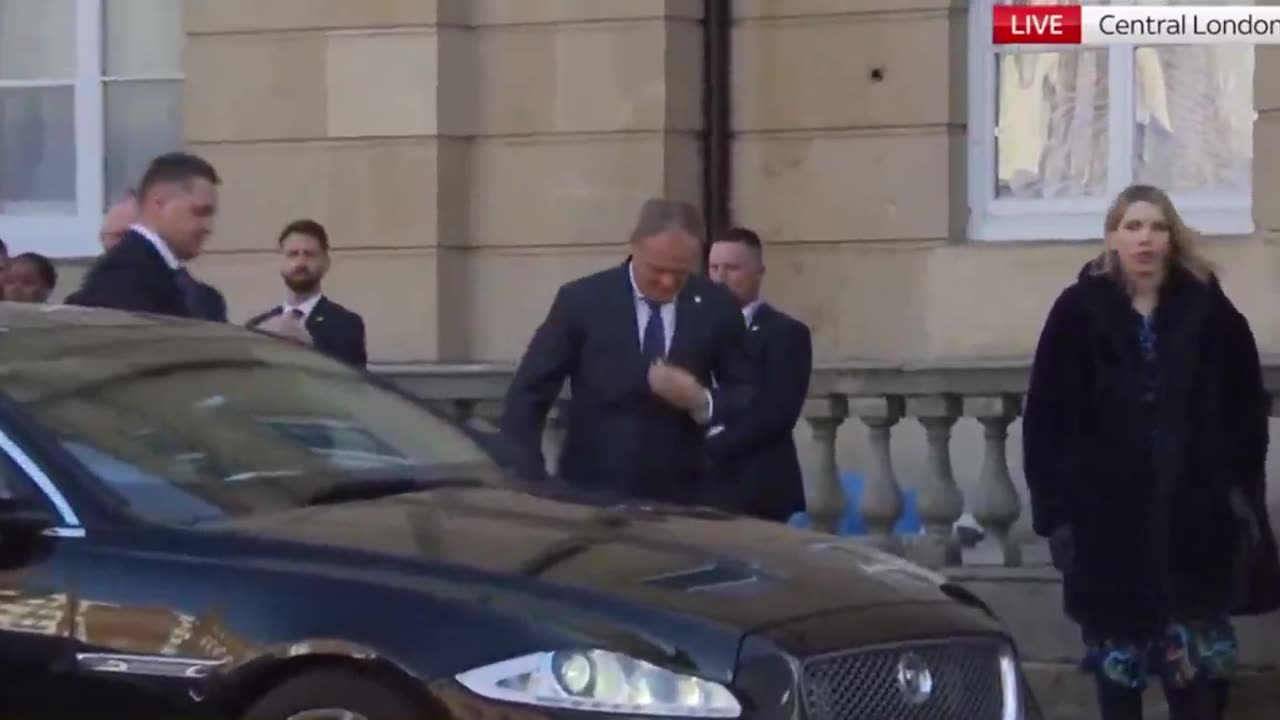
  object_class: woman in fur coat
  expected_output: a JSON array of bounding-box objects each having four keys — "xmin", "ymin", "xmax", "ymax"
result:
[{"xmin": 1023, "ymin": 184, "xmax": 1280, "ymax": 720}]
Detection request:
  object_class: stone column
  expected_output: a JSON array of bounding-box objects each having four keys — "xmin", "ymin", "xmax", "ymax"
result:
[
  {"xmin": 966, "ymin": 395, "xmax": 1023, "ymax": 566},
  {"xmin": 803, "ymin": 396, "xmax": 848, "ymax": 533},
  {"xmin": 906, "ymin": 394, "xmax": 963, "ymax": 567},
  {"xmin": 852, "ymin": 396, "xmax": 905, "ymax": 552},
  {"xmin": 184, "ymin": 0, "xmax": 473, "ymax": 361}
]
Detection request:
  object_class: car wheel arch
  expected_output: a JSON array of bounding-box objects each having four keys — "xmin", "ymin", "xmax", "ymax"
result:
[{"xmin": 209, "ymin": 652, "xmax": 441, "ymax": 718}]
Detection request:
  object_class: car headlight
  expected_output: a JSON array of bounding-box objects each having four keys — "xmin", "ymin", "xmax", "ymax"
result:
[{"xmin": 455, "ymin": 649, "xmax": 743, "ymax": 717}]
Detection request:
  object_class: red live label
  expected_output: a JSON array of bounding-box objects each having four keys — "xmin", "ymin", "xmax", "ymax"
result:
[{"xmin": 992, "ymin": 4, "xmax": 1082, "ymax": 44}]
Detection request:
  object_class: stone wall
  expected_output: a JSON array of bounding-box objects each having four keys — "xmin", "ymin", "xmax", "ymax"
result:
[
  {"xmin": 170, "ymin": 0, "xmax": 702, "ymax": 363},
  {"xmin": 49, "ymin": 1, "xmax": 1280, "ymax": 368}
]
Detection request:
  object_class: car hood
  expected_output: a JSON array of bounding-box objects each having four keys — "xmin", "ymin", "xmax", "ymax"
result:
[{"xmin": 199, "ymin": 486, "xmax": 958, "ymax": 631}]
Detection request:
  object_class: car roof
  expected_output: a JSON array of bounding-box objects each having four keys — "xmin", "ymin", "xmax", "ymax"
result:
[{"xmin": 0, "ymin": 301, "xmax": 259, "ymax": 364}]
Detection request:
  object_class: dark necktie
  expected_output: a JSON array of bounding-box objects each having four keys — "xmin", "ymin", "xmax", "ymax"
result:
[
  {"xmin": 173, "ymin": 268, "xmax": 206, "ymax": 319},
  {"xmin": 641, "ymin": 298, "xmax": 666, "ymax": 363},
  {"xmin": 288, "ymin": 308, "xmax": 305, "ymax": 320}
]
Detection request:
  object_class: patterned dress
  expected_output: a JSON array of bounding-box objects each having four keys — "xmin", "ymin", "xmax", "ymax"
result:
[{"xmin": 1080, "ymin": 312, "xmax": 1239, "ymax": 690}]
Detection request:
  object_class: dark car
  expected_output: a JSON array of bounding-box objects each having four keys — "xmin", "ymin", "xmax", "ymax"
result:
[{"xmin": 0, "ymin": 304, "xmax": 1036, "ymax": 719}]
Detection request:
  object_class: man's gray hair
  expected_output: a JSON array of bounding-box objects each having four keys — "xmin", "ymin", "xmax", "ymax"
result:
[{"xmin": 629, "ymin": 198, "xmax": 704, "ymax": 244}]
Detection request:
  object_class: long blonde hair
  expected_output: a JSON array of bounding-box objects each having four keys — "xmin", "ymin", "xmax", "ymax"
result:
[{"xmin": 1089, "ymin": 184, "xmax": 1215, "ymax": 283}]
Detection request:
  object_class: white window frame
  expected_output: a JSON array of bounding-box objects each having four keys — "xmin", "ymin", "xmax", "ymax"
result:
[
  {"xmin": 966, "ymin": 0, "xmax": 1255, "ymax": 242},
  {"xmin": 0, "ymin": 0, "xmax": 183, "ymax": 259}
]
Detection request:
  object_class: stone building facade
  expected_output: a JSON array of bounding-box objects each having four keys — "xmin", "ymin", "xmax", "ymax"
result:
[{"xmin": 21, "ymin": 0, "xmax": 1280, "ymax": 365}]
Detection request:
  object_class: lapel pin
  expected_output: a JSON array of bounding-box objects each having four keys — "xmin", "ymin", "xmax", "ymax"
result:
[
  {"xmin": 751, "ymin": 325, "xmax": 760, "ymax": 332},
  {"xmin": 694, "ymin": 295, "xmax": 701, "ymax": 304}
]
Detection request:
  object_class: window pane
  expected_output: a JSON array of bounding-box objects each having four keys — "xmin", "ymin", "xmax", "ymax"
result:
[
  {"xmin": 104, "ymin": 80, "xmax": 182, "ymax": 203},
  {"xmin": 104, "ymin": 0, "xmax": 183, "ymax": 77},
  {"xmin": 1132, "ymin": 45, "xmax": 1253, "ymax": 194},
  {"xmin": 0, "ymin": 0, "xmax": 76, "ymax": 80},
  {"xmin": 995, "ymin": 49, "xmax": 1109, "ymax": 199},
  {"xmin": 0, "ymin": 86, "xmax": 75, "ymax": 214}
]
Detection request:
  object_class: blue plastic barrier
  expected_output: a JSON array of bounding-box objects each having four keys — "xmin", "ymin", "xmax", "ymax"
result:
[{"xmin": 788, "ymin": 471, "xmax": 922, "ymax": 536}]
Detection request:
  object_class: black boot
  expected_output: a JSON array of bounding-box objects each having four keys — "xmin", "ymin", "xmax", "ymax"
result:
[
  {"xmin": 1164, "ymin": 678, "xmax": 1230, "ymax": 720},
  {"xmin": 1096, "ymin": 677, "xmax": 1144, "ymax": 720}
]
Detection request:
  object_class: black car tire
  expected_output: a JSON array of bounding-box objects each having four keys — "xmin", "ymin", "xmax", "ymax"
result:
[{"xmin": 242, "ymin": 668, "xmax": 423, "ymax": 720}]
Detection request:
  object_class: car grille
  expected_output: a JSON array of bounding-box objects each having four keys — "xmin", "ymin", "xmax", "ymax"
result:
[{"xmin": 799, "ymin": 638, "xmax": 1007, "ymax": 720}]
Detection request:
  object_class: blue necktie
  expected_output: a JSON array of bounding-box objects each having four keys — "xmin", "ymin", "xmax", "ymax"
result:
[
  {"xmin": 641, "ymin": 298, "xmax": 666, "ymax": 363},
  {"xmin": 173, "ymin": 268, "xmax": 206, "ymax": 318}
]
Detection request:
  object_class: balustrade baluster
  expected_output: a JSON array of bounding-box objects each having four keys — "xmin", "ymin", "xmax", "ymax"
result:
[
  {"xmin": 803, "ymin": 396, "xmax": 848, "ymax": 533},
  {"xmin": 907, "ymin": 394, "xmax": 963, "ymax": 567},
  {"xmin": 852, "ymin": 396, "xmax": 905, "ymax": 553},
  {"xmin": 966, "ymin": 395, "xmax": 1023, "ymax": 566}
]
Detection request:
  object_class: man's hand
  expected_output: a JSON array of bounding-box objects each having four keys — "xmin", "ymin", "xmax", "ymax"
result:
[
  {"xmin": 258, "ymin": 313, "xmax": 314, "ymax": 346},
  {"xmin": 648, "ymin": 361, "xmax": 709, "ymax": 416}
]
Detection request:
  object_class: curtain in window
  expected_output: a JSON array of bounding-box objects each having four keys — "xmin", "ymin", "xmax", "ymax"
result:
[
  {"xmin": 0, "ymin": 0, "xmax": 77, "ymax": 213},
  {"xmin": 1036, "ymin": 51, "xmax": 1110, "ymax": 198},
  {"xmin": 1134, "ymin": 45, "xmax": 1253, "ymax": 193},
  {"xmin": 104, "ymin": 0, "xmax": 184, "ymax": 204},
  {"xmin": 995, "ymin": 0, "xmax": 1254, "ymax": 200}
]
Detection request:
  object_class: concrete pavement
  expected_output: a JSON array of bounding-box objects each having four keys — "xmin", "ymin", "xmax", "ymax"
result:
[{"xmin": 1025, "ymin": 663, "xmax": 1279, "ymax": 720}]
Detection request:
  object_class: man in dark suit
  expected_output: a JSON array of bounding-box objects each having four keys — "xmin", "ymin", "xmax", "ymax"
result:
[
  {"xmin": 68, "ymin": 154, "xmax": 221, "ymax": 318},
  {"xmin": 501, "ymin": 199, "xmax": 756, "ymax": 505},
  {"xmin": 67, "ymin": 189, "xmax": 227, "ymax": 320},
  {"xmin": 247, "ymin": 219, "xmax": 367, "ymax": 367},
  {"xmin": 706, "ymin": 227, "xmax": 812, "ymax": 522}
]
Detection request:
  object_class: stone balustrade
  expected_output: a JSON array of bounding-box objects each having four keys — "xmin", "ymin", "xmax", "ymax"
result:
[{"xmin": 376, "ymin": 358, "xmax": 1280, "ymax": 571}]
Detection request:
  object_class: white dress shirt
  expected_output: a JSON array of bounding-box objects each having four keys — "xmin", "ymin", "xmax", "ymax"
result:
[
  {"xmin": 130, "ymin": 223, "xmax": 181, "ymax": 270},
  {"xmin": 281, "ymin": 293, "xmax": 323, "ymax": 321},
  {"xmin": 742, "ymin": 299, "xmax": 762, "ymax": 327},
  {"xmin": 628, "ymin": 262, "xmax": 715, "ymax": 427}
]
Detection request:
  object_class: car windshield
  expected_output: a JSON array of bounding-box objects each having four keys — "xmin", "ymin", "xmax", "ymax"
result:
[{"xmin": 0, "ymin": 317, "xmax": 510, "ymax": 524}]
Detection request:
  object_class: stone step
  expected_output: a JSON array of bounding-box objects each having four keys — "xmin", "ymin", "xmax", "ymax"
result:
[{"xmin": 1025, "ymin": 662, "xmax": 1280, "ymax": 720}]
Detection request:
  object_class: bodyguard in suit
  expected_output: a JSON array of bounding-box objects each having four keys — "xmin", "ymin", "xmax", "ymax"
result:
[
  {"xmin": 69, "ymin": 153, "xmax": 220, "ymax": 318},
  {"xmin": 67, "ymin": 189, "xmax": 227, "ymax": 320},
  {"xmin": 247, "ymin": 219, "xmax": 367, "ymax": 368},
  {"xmin": 706, "ymin": 227, "xmax": 813, "ymax": 522},
  {"xmin": 501, "ymin": 199, "xmax": 757, "ymax": 505}
]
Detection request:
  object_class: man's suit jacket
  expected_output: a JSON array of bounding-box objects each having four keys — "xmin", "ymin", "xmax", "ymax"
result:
[
  {"xmin": 247, "ymin": 296, "xmax": 367, "ymax": 368},
  {"xmin": 66, "ymin": 231, "xmax": 189, "ymax": 317},
  {"xmin": 706, "ymin": 303, "xmax": 812, "ymax": 521},
  {"xmin": 501, "ymin": 263, "xmax": 756, "ymax": 505},
  {"xmin": 192, "ymin": 282, "xmax": 228, "ymax": 322}
]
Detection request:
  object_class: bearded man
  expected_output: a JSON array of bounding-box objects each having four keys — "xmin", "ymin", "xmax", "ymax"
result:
[{"xmin": 247, "ymin": 219, "xmax": 367, "ymax": 367}]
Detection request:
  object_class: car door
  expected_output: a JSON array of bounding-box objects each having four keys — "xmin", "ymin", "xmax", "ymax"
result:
[{"xmin": 0, "ymin": 429, "xmax": 80, "ymax": 719}]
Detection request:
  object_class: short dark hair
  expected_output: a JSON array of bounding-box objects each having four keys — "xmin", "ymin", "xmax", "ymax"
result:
[
  {"xmin": 0, "ymin": 236, "xmax": 8, "ymax": 256},
  {"xmin": 13, "ymin": 252, "xmax": 56, "ymax": 289},
  {"xmin": 137, "ymin": 152, "xmax": 220, "ymax": 199},
  {"xmin": 715, "ymin": 226, "xmax": 764, "ymax": 255},
  {"xmin": 277, "ymin": 219, "xmax": 329, "ymax": 251}
]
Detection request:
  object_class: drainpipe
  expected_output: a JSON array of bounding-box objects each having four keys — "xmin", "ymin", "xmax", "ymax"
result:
[{"xmin": 701, "ymin": 0, "xmax": 732, "ymax": 248}]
